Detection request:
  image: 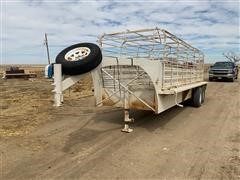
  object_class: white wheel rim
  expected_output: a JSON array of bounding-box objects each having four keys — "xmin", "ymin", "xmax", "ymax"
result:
[{"xmin": 65, "ymin": 47, "xmax": 91, "ymax": 61}]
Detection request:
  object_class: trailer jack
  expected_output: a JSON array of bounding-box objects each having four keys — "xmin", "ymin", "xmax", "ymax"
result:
[{"xmin": 121, "ymin": 109, "xmax": 134, "ymax": 133}]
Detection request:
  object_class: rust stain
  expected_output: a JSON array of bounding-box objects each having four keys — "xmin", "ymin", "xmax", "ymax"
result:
[
  {"xmin": 102, "ymin": 94, "xmax": 116, "ymax": 106},
  {"xmin": 182, "ymin": 90, "xmax": 190, "ymax": 101},
  {"xmin": 130, "ymin": 100, "xmax": 155, "ymax": 111}
]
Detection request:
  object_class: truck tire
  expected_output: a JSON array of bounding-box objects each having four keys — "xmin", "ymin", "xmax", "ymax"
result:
[
  {"xmin": 55, "ymin": 43, "xmax": 102, "ymax": 75},
  {"xmin": 209, "ymin": 77, "xmax": 213, "ymax": 81},
  {"xmin": 192, "ymin": 87, "xmax": 202, "ymax": 107},
  {"xmin": 230, "ymin": 77, "xmax": 234, "ymax": 82}
]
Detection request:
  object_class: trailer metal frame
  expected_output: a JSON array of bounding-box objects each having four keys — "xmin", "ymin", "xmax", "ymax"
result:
[{"xmin": 53, "ymin": 27, "xmax": 207, "ymax": 132}]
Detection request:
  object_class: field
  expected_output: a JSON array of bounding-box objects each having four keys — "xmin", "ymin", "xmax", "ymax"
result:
[{"xmin": 0, "ymin": 65, "xmax": 239, "ymax": 179}]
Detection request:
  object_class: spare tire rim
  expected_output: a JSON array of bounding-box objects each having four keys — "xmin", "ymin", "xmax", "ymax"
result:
[{"xmin": 65, "ymin": 47, "xmax": 91, "ymax": 61}]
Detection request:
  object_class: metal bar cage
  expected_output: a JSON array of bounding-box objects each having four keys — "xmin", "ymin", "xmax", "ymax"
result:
[
  {"xmin": 98, "ymin": 27, "xmax": 204, "ymax": 62},
  {"xmin": 98, "ymin": 27, "xmax": 204, "ymax": 90}
]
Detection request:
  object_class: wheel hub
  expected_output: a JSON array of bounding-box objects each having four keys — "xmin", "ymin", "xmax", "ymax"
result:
[{"xmin": 65, "ymin": 47, "xmax": 91, "ymax": 61}]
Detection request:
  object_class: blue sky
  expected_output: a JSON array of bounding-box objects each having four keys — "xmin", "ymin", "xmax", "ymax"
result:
[{"xmin": 1, "ymin": 0, "xmax": 239, "ymax": 64}]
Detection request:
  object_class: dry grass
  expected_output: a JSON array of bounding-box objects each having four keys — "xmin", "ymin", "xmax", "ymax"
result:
[{"xmin": 0, "ymin": 73, "xmax": 93, "ymax": 138}]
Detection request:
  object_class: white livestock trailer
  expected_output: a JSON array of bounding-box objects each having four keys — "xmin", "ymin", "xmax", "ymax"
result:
[{"xmin": 53, "ymin": 28, "xmax": 207, "ymax": 132}]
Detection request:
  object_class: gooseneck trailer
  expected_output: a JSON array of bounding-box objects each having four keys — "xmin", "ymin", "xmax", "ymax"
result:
[{"xmin": 53, "ymin": 27, "xmax": 207, "ymax": 132}]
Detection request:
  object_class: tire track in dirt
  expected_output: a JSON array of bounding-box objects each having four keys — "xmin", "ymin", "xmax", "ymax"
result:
[{"xmin": 187, "ymin": 82, "xmax": 240, "ymax": 179}]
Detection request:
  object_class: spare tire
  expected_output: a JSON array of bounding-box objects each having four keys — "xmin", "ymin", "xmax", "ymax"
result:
[{"xmin": 55, "ymin": 43, "xmax": 102, "ymax": 75}]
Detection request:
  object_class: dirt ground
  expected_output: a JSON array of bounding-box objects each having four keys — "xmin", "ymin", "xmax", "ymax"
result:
[{"xmin": 0, "ymin": 75, "xmax": 239, "ymax": 179}]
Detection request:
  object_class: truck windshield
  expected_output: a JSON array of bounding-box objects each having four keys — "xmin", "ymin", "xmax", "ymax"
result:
[{"xmin": 213, "ymin": 62, "xmax": 233, "ymax": 68}]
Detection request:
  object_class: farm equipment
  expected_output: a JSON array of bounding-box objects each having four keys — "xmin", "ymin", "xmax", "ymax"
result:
[
  {"xmin": 2, "ymin": 66, "xmax": 37, "ymax": 79},
  {"xmin": 53, "ymin": 27, "xmax": 207, "ymax": 132}
]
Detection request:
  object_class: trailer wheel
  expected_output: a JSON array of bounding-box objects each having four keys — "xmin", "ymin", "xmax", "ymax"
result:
[
  {"xmin": 55, "ymin": 43, "xmax": 102, "ymax": 75},
  {"xmin": 192, "ymin": 87, "xmax": 202, "ymax": 107},
  {"xmin": 201, "ymin": 86, "xmax": 206, "ymax": 103}
]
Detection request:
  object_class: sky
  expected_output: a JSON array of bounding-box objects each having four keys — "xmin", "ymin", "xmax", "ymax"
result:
[{"xmin": 1, "ymin": 0, "xmax": 239, "ymax": 64}]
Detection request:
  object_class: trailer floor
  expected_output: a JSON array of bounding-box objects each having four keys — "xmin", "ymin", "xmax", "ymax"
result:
[{"xmin": 0, "ymin": 78, "xmax": 239, "ymax": 179}]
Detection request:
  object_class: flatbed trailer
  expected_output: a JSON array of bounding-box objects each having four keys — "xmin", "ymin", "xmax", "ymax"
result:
[
  {"xmin": 2, "ymin": 67, "xmax": 37, "ymax": 79},
  {"xmin": 3, "ymin": 73, "xmax": 37, "ymax": 79},
  {"xmin": 53, "ymin": 27, "xmax": 207, "ymax": 132}
]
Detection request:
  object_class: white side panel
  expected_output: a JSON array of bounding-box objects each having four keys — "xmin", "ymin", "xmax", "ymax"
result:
[
  {"xmin": 157, "ymin": 90, "xmax": 192, "ymax": 113},
  {"xmin": 91, "ymin": 66, "xmax": 103, "ymax": 106}
]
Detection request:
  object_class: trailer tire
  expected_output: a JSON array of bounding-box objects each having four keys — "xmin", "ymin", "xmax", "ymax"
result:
[
  {"xmin": 201, "ymin": 86, "xmax": 206, "ymax": 103},
  {"xmin": 55, "ymin": 43, "xmax": 102, "ymax": 75},
  {"xmin": 192, "ymin": 87, "xmax": 202, "ymax": 107}
]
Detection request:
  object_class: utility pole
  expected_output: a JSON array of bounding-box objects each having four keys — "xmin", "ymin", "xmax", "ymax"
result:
[{"xmin": 44, "ymin": 33, "xmax": 51, "ymax": 64}]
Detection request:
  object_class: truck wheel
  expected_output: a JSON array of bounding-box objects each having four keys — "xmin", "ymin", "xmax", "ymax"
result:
[
  {"xmin": 192, "ymin": 87, "xmax": 202, "ymax": 107},
  {"xmin": 209, "ymin": 77, "xmax": 213, "ymax": 81},
  {"xmin": 55, "ymin": 43, "xmax": 102, "ymax": 75}
]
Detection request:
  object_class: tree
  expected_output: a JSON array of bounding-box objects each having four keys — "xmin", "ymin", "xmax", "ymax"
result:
[{"xmin": 223, "ymin": 52, "xmax": 240, "ymax": 63}]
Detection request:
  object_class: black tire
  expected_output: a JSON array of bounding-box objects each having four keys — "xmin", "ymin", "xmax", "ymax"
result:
[
  {"xmin": 192, "ymin": 87, "xmax": 202, "ymax": 107},
  {"xmin": 229, "ymin": 77, "xmax": 234, "ymax": 82},
  {"xmin": 55, "ymin": 43, "xmax": 102, "ymax": 75},
  {"xmin": 209, "ymin": 77, "xmax": 213, "ymax": 81},
  {"xmin": 201, "ymin": 86, "xmax": 206, "ymax": 103}
]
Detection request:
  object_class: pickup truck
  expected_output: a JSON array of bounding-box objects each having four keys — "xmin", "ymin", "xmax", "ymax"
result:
[{"xmin": 209, "ymin": 61, "xmax": 238, "ymax": 82}]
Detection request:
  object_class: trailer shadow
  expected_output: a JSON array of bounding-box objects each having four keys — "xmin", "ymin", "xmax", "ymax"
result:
[
  {"xmin": 90, "ymin": 103, "xmax": 187, "ymax": 133},
  {"xmin": 62, "ymin": 101, "xmax": 188, "ymax": 153},
  {"xmin": 131, "ymin": 106, "xmax": 185, "ymax": 132},
  {"xmin": 67, "ymin": 96, "xmax": 191, "ymax": 133}
]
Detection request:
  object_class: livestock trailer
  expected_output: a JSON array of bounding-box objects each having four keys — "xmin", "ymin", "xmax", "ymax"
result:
[{"xmin": 53, "ymin": 27, "xmax": 207, "ymax": 132}]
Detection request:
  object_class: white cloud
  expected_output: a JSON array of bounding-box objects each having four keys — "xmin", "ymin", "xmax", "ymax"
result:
[{"xmin": 1, "ymin": 0, "xmax": 239, "ymax": 64}]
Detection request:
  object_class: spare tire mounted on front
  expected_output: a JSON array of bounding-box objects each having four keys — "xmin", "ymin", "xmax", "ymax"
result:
[{"xmin": 55, "ymin": 43, "xmax": 102, "ymax": 75}]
